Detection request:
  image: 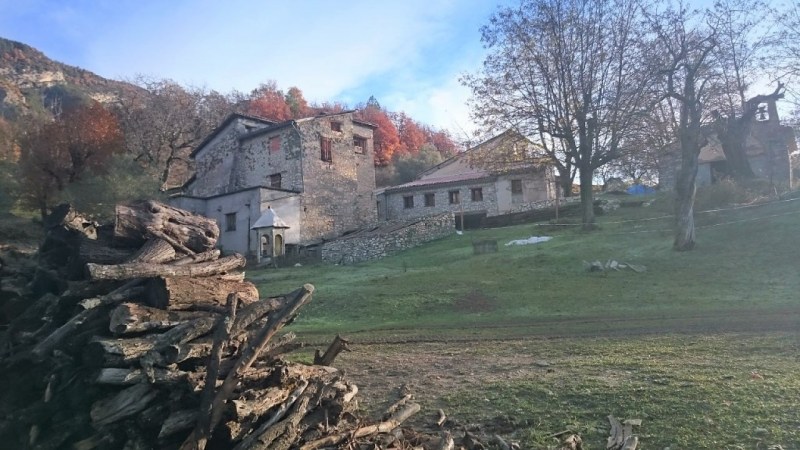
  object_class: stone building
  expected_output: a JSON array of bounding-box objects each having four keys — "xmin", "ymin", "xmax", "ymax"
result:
[
  {"xmin": 377, "ymin": 131, "xmax": 555, "ymax": 228},
  {"xmin": 659, "ymin": 99, "xmax": 796, "ymax": 189},
  {"xmin": 170, "ymin": 111, "xmax": 377, "ymax": 258}
]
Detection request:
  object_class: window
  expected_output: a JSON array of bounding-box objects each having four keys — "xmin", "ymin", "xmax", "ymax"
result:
[
  {"xmin": 320, "ymin": 137, "xmax": 332, "ymax": 162},
  {"xmin": 353, "ymin": 136, "xmax": 367, "ymax": 154},
  {"xmin": 449, "ymin": 190, "xmax": 460, "ymax": 204},
  {"xmin": 403, "ymin": 195, "xmax": 414, "ymax": 209},
  {"xmin": 330, "ymin": 121, "xmax": 342, "ymax": 132},
  {"xmin": 424, "ymin": 193, "xmax": 435, "ymax": 207},
  {"xmin": 269, "ymin": 136, "xmax": 281, "ymax": 153},
  {"xmin": 471, "ymin": 187, "xmax": 483, "ymax": 202},
  {"xmin": 269, "ymin": 173, "xmax": 282, "ymax": 189},
  {"xmin": 511, "ymin": 179, "xmax": 523, "ymax": 194},
  {"xmin": 225, "ymin": 213, "xmax": 236, "ymax": 232}
]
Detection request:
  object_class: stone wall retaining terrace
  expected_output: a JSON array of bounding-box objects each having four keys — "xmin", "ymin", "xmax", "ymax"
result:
[{"xmin": 321, "ymin": 212, "xmax": 456, "ymax": 265}]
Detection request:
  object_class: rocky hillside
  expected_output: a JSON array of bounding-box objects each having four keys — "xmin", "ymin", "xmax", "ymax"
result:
[{"xmin": 0, "ymin": 37, "xmax": 136, "ymax": 120}]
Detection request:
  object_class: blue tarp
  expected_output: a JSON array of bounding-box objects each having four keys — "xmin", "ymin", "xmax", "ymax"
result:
[{"xmin": 626, "ymin": 184, "xmax": 655, "ymax": 195}]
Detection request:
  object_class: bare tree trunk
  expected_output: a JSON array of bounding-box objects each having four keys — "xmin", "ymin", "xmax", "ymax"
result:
[
  {"xmin": 673, "ymin": 145, "xmax": 699, "ymax": 250},
  {"xmin": 674, "ymin": 91, "xmax": 705, "ymax": 251},
  {"xmin": 579, "ymin": 163, "xmax": 595, "ymax": 230}
]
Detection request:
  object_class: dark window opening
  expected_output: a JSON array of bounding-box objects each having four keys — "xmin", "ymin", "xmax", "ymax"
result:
[
  {"xmin": 471, "ymin": 187, "xmax": 483, "ymax": 202},
  {"xmin": 449, "ymin": 190, "xmax": 460, "ymax": 204},
  {"xmin": 331, "ymin": 121, "xmax": 342, "ymax": 132},
  {"xmin": 225, "ymin": 213, "xmax": 236, "ymax": 232},
  {"xmin": 403, "ymin": 196, "xmax": 414, "ymax": 209},
  {"xmin": 269, "ymin": 136, "xmax": 281, "ymax": 153},
  {"xmin": 270, "ymin": 173, "xmax": 282, "ymax": 189},
  {"xmin": 353, "ymin": 136, "xmax": 367, "ymax": 154},
  {"xmin": 424, "ymin": 193, "xmax": 435, "ymax": 207},
  {"xmin": 511, "ymin": 179, "xmax": 523, "ymax": 194},
  {"xmin": 320, "ymin": 137, "xmax": 332, "ymax": 162}
]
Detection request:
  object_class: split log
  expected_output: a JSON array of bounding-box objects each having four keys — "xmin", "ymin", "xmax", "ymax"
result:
[
  {"xmin": 230, "ymin": 386, "xmax": 295, "ymax": 422},
  {"xmin": 313, "ymin": 334, "xmax": 351, "ymax": 366},
  {"xmin": 95, "ymin": 367, "xmax": 191, "ymax": 385},
  {"xmin": 90, "ymin": 383, "xmax": 159, "ymax": 427},
  {"xmin": 23, "ymin": 281, "xmax": 141, "ymax": 354},
  {"xmin": 127, "ymin": 238, "xmax": 177, "ymax": 264},
  {"xmin": 159, "ymin": 410, "xmax": 198, "ymax": 439},
  {"xmin": 77, "ymin": 235, "xmax": 135, "ymax": 266},
  {"xmin": 299, "ymin": 402, "xmax": 421, "ymax": 450},
  {"xmin": 109, "ymin": 303, "xmax": 216, "ymax": 335},
  {"xmin": 146, "ymin": 276, "xmax": 258, "ymax": 311},
  {"xmin": 86, "ymin": 336, "xmax": 158, "ymax": 366},
  {"xmin": 87, "ymin": 254, "xmax": 246, "ymax": 281},
  {"xmin": 32, "ymin": 308, "xmax": 101, "ymax": 359},
  {"xmin": 170, "ymin": 249, "xmax": 221, "ymax": 266},
  {"xmin": 163, "ymin": 341, "xmax": 215, "ymax": 365},
  {"xmin": 114, "ymin": 200, "xmax": 219, "ymax": 253},
  {"xmin": 87, "ymin": 317, "xmax": 216, "ymax": 366}
]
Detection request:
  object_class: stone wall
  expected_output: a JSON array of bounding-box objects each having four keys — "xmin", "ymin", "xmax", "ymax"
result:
[
  {"xmin": 298, "ymin": 115, "xmax": 377, "ymax": 242},
  {"xmin": 383, "ymin": 178, "xmax": 498, "ymax": 221},
  {"xmin": 321, "ymin": 212, "xmax": 455, "ymax": 265}
]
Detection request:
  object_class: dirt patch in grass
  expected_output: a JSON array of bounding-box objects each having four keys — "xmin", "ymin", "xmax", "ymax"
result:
[
  {"xmin": 327, "ymin": 332, "xmax": 800, "ymax": 449},
  {"xmin": 452, "ymin": 289, "xmax": 496, "ymax": 313}
]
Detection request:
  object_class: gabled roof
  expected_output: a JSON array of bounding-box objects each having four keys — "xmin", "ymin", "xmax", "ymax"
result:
[
  {"xmin": 190, "ymin": 113, "xmax": 276, "ymax": 157},
  {"xmin": 383, "ymin": 172, "xmax": 496, "ymax": 194},
  {"xmin": 416, "ymin": 129, "xmax": 540, "ymax": 178}
]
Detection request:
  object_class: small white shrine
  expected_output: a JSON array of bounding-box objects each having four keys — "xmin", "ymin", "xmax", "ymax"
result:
[{"xmin": 251, "ymin": 206, "xmax": 290, "ymax": 264}]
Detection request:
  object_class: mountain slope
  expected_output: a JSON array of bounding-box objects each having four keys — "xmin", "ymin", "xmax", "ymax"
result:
[{"xmin": 0, "ymin": 37, "xmax": 136, "ymax": 119}]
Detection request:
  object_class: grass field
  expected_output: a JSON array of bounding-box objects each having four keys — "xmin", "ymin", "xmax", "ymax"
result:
[{"xmin": 250, "ymin": 193, "xmax": 800, "ymax": 449}]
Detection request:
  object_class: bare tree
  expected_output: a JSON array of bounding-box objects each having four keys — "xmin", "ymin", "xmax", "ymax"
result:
[
  {"xmin": 114, "ymin": 77, "xmax": 233, "ymax": 189},
  {"xmin": 647, "ymin": 2, "xmax": 719, "ymax": 250},
  {"xmin": 463, "ymin": 0, "xmax": 655, "ymax": 229},
  {"xmin": 706, "ymin": 0, "xmax": 781, "ymax": 181}
]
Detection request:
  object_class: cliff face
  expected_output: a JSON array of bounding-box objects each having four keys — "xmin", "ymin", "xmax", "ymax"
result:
[{"xmin": 0, "ymin": 37, "xmax": 136, "ymax": 119}]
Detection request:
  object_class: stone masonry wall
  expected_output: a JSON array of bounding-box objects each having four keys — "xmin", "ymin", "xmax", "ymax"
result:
[
  {"xmin": 321, "ymin": 212, "xmax": 455, "ymax": 265},
  {"xmin": 299, "ymin": 115, "xmax": 377, "ymax": 242}
]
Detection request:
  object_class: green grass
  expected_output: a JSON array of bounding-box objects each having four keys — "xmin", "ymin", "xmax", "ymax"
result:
[
  {"xmin": 437, "ymin": 333, "xmax": 800, "ymax": 449},
  {"xmin": 252, "ymin": 194, "xmax": 800, "ymax": 448},
  {"xmin": 251, "ymin": 194, "xmax": 800, "ymax": 337}
]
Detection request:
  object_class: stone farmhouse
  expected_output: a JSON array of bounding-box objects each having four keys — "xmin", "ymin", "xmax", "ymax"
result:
[
  {"xmin": 660, "ymin": 99, "xmax": 796, "ymax": 189},
  {"xmin": 170, "ymin": 111, "xmax": 378, "ymax": 259},
  {"xmin": 377, "ymin": 130, "xmax": 556, "ymax": 228}
]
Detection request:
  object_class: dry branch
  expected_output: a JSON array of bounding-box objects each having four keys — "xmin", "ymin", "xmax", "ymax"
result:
[{"xmin": 299, "ymin": 402, "xmax": 421, "ymax": 450}]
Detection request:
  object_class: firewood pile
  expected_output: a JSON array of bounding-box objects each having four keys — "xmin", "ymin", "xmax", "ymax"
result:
[{"xmin": 1, "ymin": 200, "xmax": 455, "ymax": 450}]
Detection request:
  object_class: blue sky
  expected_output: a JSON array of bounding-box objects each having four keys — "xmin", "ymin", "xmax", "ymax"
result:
[{"xmin": 1, "ymin": 0, "xmax": 510, "ymax": 138}]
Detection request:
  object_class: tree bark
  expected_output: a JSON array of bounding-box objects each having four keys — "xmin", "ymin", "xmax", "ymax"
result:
[
  {"xmin": 95, "ymin": 367, "xmax": 191, "ymax": 385},
  {"xmin": 90, "ymin": 383, "xmax": 159, "ymax": 427},
  {"xmin": 114, "ymin": 200, "xmax": 219, "ymax": 253},
  {"xmin": 146, "ymin": 276, "xmax": 258, "ymax": 311},
  {"xmin": 127, "ymin": 238, "xmax": 177, "ymax": 264},
  {"xmin": 109, "ymin": 303, "xmax": 217, "ymax": 335},
  {"xmin": 313, "ymin": 334, "xmax": 351, "ymax": 366},
  {"xmin": 87, "ymin": 254, "xmax": 245, "ymax": 281},
  {"xmin": 578, "ymin": 164, "xmax": 595, "ymax": 230}
]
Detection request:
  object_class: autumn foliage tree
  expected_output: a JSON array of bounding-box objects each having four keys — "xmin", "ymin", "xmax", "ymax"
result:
[
  {"xmin": 18, "ymin": 101, "xmax": 122, "ymax": 218},
  {"xmin": 356, "ymin": 105, "xmax": 401, "ymax": 166},
  {"xmin": 245, "ymin": 81, "xmax": 292, "ymax": 121}
]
